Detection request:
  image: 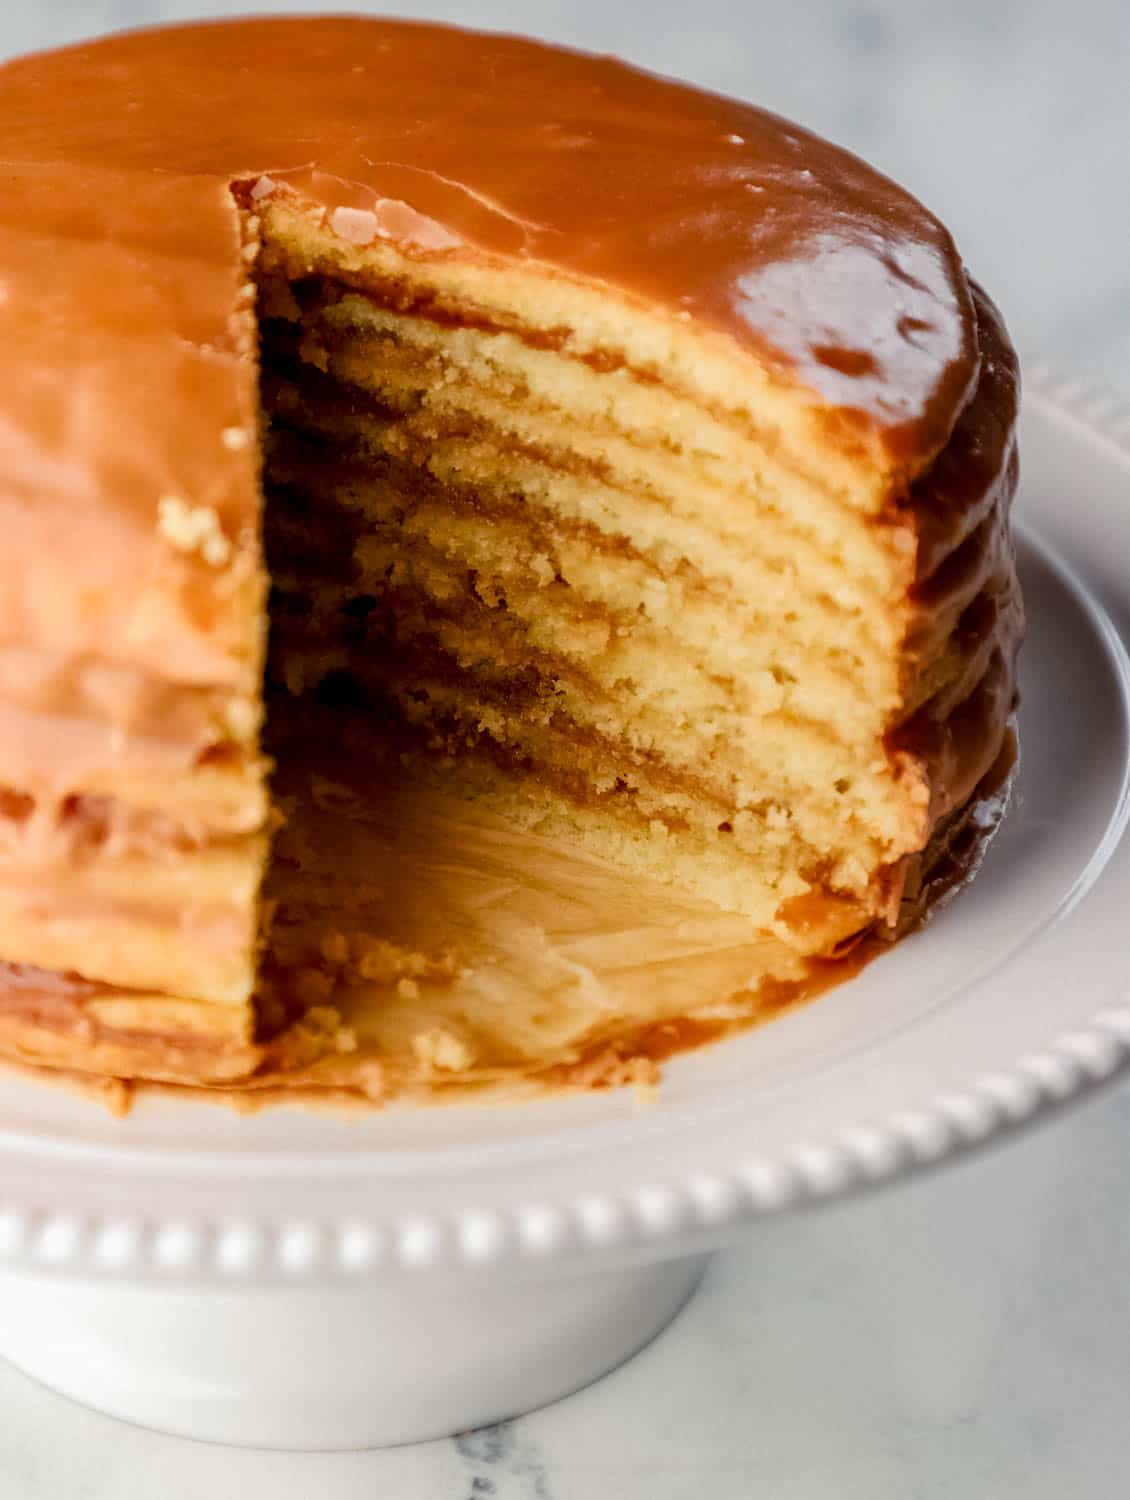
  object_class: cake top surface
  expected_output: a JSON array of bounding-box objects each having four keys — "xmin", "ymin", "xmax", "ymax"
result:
[
  {"xmin": 0, "ymin": 15, "xmax": 976, "ymax": 448},
  {"xmin": 0, "ymin": 16, "xmax": 985, "ymax": 686}
]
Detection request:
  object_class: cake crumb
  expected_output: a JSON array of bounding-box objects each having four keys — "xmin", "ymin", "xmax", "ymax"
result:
[
  {"xmin": 223, "ymin": 696, "xmax": 258, "ymax": 742},
  {"xmin": 221, "ymin": 426, "xmax": 252, "ymax": 452},
  {"xmin": 412, "ymin": 1027, "xmax": 474, "ymax": 1072},
  {"xmin": 355, "ymin": 939, "xmax": 405, "ymax": 984},
  {"xmin": 330, "ymin": 206, "xmax": 379, "ymax": 246},
  {"xmin": 396, "ymin": 976, "xmax": 420, "ymax": 1001},
  {"xmin": 158, "ymin": 494, "xmax": 233, "ymax": 567},
  {"xmin": 350, "ymin": 936, "xmax": 458, "ymax": 987}
]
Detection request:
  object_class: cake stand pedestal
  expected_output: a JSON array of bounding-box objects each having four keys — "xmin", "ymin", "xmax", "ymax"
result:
[{"xmin": 0, "ymin": 1252, "xmax": 707, "ymax": 1448}]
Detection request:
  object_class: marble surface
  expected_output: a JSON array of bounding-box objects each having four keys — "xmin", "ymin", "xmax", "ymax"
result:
[
  {"xmin": 5, "ymin": 1090, "xmax": 1130, "ymax": 1498},
  {"xmin": 2, "ymin": 1, "xmax": 1128, "ymax": 1495}
]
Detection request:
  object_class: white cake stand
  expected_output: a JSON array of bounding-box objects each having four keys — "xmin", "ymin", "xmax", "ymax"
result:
[{"xmin": 1, "ymin": 372, "xmax": 1128, "ymax": 1449}]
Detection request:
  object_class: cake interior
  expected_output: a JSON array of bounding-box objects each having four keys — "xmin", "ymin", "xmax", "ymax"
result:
[
  {"xmin": 236, "ymin": 186, "xmax": 944, "ymax": 1086},
  {"xmin": 0, "ymin": 180, "xmax": 1010, "ymax": 1103}
]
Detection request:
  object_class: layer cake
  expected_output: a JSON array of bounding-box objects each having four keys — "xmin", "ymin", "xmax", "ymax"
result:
[{"xmin": 0, "ymin": 18, "xmax": 1021, "ymax": 1105}]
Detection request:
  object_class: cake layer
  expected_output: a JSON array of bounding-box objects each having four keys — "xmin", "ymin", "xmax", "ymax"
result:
[
  {"xmin": 262, "ymin": 283, "xmax": 912, "ymax": 582},
  {"xmin": 264, "ymin": 441, "xmax": 895, "ymax": 723},
  {"xmin": 0, "ymin": 962, "xmax": 257, "ymax": 1091},
  {"xmin": 263, "ymin": 359, "xmax": 913, "ymax": 629},
  {"xmin": 281, "ymin": 281, "xmax": 885, "ymax": 504},
  {"xmin": 270, "ymin": 507, "xmax": 1013, "ymax": 767},
  {"xmin": 254, "ymin": 284, "xmax": 1017, "ymax": 929},
  {"xmin": 269, "ymin": 618, "xmax": 922, "ymax": 855},
  {"xmin": 255, "ymin": 281, "xmax": 918, "ymax": 924},
  {"xmin": 0, "ymin": 703, "xmax": 264, "ymax": 838},
  {"xmin": 269, "ymin": 562, "xmax": 886, "ymax": 756},
  {"xmin": 0, "ymin": 834, "xmax": 264, "ymax": 1003}
]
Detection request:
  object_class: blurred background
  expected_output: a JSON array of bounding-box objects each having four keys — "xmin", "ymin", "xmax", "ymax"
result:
[
  {"xmin": 2, "ymin": 4, "xmax": 1129, "ymax": 1498},
  {"xmin": 4, "ymin": 0, "xmax": 1129, "ymax": 392}
]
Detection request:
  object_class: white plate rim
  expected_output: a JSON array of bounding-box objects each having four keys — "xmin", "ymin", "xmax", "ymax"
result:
[{"xmin": 1, "ymin": 362, "xmax": 1129, "ymax": 1285}]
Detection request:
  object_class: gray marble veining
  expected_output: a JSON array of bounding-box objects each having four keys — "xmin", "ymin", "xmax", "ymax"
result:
[{"xmin": 1, "ymin": 3, "xmax": 1128, "ymax": 1496}]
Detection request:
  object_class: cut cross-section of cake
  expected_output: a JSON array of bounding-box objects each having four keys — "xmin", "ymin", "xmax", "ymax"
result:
[{"xmin": 0, "ymin": 17, "xmax": 1021, "ymax": 1105}]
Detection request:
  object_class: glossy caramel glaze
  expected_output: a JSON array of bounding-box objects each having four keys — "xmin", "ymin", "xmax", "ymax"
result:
[
  {"xmin": 898, "ymin": 285, "xmax": 1022, "ymax": 823},
  {"xmin": 0, "ymin": 14, "xmax": 988, "ymax": 696},
  {"xmin": 0, "ymin": 15, "xmax": 976, "ymax": 451}
]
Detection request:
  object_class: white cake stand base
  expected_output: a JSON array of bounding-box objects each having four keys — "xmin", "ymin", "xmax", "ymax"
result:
[
  {"xmin": 0, "ymin": 1253, "xmax": 708, "ymax": 1448},
  {"xmin": 2, "ymin": 386, "xmax": 1129, "ymax": 1452}
]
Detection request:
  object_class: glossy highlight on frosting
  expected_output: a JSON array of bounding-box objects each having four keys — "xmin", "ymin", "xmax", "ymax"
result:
[{"xmin": 0, "ymin": 16, "xmax": 975, "ymax": 445}]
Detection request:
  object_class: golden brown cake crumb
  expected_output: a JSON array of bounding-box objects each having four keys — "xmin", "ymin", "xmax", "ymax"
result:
[{"xmin": 157, "ymin": 495, "xmax": 233, "ymax": 568}]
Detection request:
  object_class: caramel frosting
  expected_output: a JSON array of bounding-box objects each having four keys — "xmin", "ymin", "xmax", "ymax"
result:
[
  {"xmin": 0, "ymin": 16, "xmax": 979, "ymax": 692},
  {"xmin": 0, "ymin": 715, "xmax": 1017, "ymax": 1108},
  {"xmin": 0, "ymin": 17, "xmax": 975, "ymax": 441}
]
